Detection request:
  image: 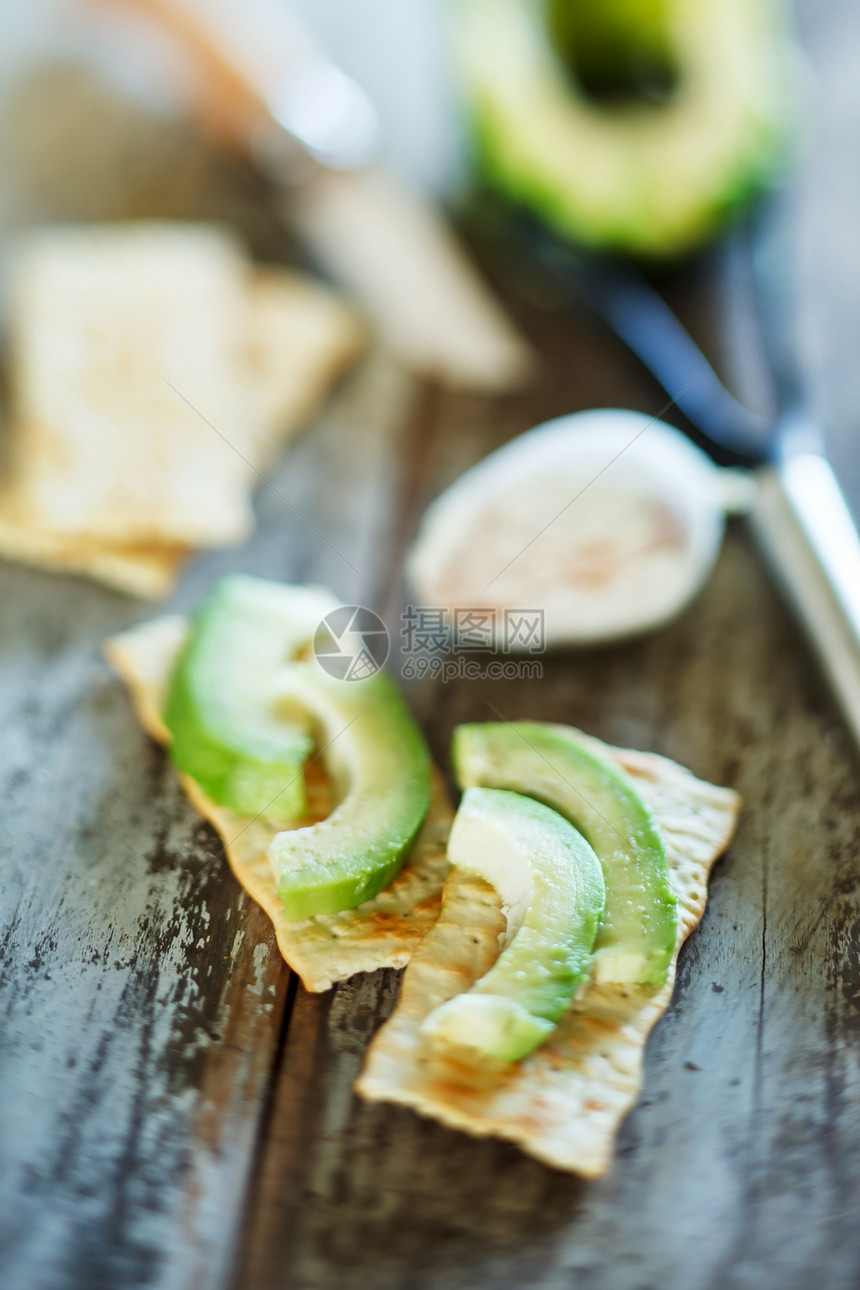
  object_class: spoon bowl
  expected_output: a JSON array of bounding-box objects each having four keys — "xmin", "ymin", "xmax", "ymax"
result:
[{"xmin": 408, "ymin": 408, "xmax": 740, "ymax": 648}]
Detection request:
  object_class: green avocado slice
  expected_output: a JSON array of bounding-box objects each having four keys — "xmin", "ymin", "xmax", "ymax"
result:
[
  {"xmin": 421, "ymin": 787, "xmax": 606, "ymax": 1062},
  {"xmin": 164, "ymin": 577, "xmax": 338, "ymax": 821},
  {"xmin": 269, "ymin": 660, "xmax": 432, "ymax": 920},
  {"xmin": 452, "ymin": 722, "xmax": 676, "ymax": 986},
  {"xmin": 455, "ymin": 0, "xmax": 791, "ymax": 256}
]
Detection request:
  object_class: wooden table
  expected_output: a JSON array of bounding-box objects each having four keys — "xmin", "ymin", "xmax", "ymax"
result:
[{"xmin": 2, "ymin": 3, "xmax": 860, "ymax": 1288}]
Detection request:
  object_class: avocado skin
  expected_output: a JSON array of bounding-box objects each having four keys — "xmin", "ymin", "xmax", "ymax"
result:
[
  {"xmin": 456, "ymin": 0, "xmax": 794, "ymax": 258},
  {"xmin": 273, "ymin": 666, "xmax": 433, "ymax": 921},
  {"xmin": 452, "ymin": 722, "xmax": 677, "ymax": 987},
  {"xmin": 164, "ymin": 577, "xmax": 320, "ymax": 821}
]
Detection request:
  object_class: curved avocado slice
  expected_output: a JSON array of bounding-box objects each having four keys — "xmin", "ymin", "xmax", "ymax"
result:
[
  {"xmin": 270, "ymin": 661, "xmax": 432, "ymax": 920},
  {"xmin": 455, "ymin": 0, "xmax": 791, "ymax": 256},
  {"xmin": 421, "ymin": 787, "xmax": 605, "ymax": 1062},
  {"xmin": 452, "ymin": 722, "xmax": 676, "ymax": 986},
  {"xmin": 164, "ymin": 577, "xmax": 338, "ymax": 821}
]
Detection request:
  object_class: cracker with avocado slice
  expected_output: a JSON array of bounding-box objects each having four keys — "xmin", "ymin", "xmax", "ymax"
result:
[
  {"xmin": 105, "ymin": 616, "xmax": 451, "ymax": 992},
  {"xmin": 355, "ymin": 732, "xmax": 741, "ymax": 1176}
]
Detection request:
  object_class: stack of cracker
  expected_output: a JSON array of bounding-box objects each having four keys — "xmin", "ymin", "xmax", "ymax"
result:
[{"xmin": 0, "ymin": 222, "xmax": 364, "ymax": 597}]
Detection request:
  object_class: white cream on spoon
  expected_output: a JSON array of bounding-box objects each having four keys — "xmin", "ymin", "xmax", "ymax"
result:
[{"xmin": 408, "ymin": 409, "xmax": 752, "ymax": 648}]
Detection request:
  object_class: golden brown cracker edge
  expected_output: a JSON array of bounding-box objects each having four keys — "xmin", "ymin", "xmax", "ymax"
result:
[
  {"xmin": 0, "ymin": 513, "xmax": 189, "ymax": 598},
  {"xmin": 104, "ymin": 616, "xmax": 451, "ymax": 992},
  {"xmin": 354, "ymin": 734, "xmax": 741, "ymax": 1176}
]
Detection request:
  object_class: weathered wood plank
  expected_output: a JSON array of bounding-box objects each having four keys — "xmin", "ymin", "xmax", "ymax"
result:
[
  {"xmin": 0, "ymin": 570, "xmax": 287, "ymax": 1290},
  {"xmin": 0, "ymin": 352, "xmax": 413, "ymax": 1290},
  {"xmin": 4, "ymin": 3, "xmax": 860, "ymax": 1288}
]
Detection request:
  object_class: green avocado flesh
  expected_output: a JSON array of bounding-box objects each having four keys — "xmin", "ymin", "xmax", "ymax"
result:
[
  {"xmin": 452, "ymin": 723, "xmax": 676, "ymax": 986},
  {"xmin": 455, "ymin": 0, "xmax": 791, "ymax": 256},
  {"xmin": 421, "ymin": 787, "xmax": 605, "ymax": 1062},
  {"xmin": 165, "ymin": 575, "xmax": 433, "ymax": 920},
  {"xmin": 164, "ymin": 577, "xmax": 337, "ymax": 821},
  {"xmin": 269, "ymin": 663, "xmax": 432, "ymax": 920}
]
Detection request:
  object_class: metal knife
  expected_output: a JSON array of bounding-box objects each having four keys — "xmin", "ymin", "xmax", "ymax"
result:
[
  {"xmin": 529, "ymin": 200, "xmax": 860, "ymax": 751},
  {"xmin": 747, "ymin": 193, "xmax": 860, "ymax": 750}
]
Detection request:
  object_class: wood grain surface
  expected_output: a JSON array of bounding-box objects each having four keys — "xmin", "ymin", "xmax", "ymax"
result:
[{"xmin": 2, "ymin": 1, "xmax": 860, "ymax": 1289}]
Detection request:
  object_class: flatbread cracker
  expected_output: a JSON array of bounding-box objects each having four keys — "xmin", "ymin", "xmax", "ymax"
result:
[
  {"xmin": 355, "ymin": 733, "xmax": 741, "ymax": 1176},
  {"xmin": 7, "ymin": 222, "xmax": 258, "ymax": 548},
  {"xmin": 0, "ymin": 510, "xmax": 188, "ymax": 597},
  {"xmin": 246, "ymin": 268, "xmax": 365, "ymax": 462},
  {"xmin": 0, "ymin": 235, "xmax": 364, "ymax": 597},
  {"xmin": 104, "ymin": 616, "xmax": 451, "ymax": 992}
]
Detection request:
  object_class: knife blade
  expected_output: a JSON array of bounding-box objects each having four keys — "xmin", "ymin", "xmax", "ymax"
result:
[
  {"xmin": 522, "ymin": 189, "xmax": 860, "ymax": 751},
  {"xmin": 752, "ymin": 440, "xmax": 860, "ymax": 748},
  {"xmin": 748, "ymin": 193, "xmax": 860, "ymax": 749},
  {"xmin": 88, "ymin": 0, "xmax": 535, "ymax": 391}
]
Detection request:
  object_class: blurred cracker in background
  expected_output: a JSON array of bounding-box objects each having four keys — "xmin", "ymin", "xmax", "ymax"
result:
[
  {"xmin": 0, "ymin": 222, "xmax": 363, "ymax": 595},
  {"xmin": 0, "ymin": 5, "xmax": 368, "ymax": 597}
]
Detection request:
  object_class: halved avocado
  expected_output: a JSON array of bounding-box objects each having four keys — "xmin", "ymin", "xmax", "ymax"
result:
[
  {"xmin": 452, "ymin": 722, "xmax": 676, "ymax": 986},
  {"xmin": 164, "ymin": 577, "xmax": 337, "ymax": 821},
  {"xmin": 421, "ymin": 787, "xmax": 605, "ymax": 1062},
  {"xmin": 269, "ymin": 660, "xmax": 432, "ymax": 920},
  {"xmin": 455, "ymin": 0, "xmax": 793, "ymax": 256}
]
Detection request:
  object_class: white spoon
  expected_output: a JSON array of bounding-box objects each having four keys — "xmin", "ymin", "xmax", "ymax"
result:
[{"xmin": 408, "ymin": 408, "xmax": 752, "ymax": 649}]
